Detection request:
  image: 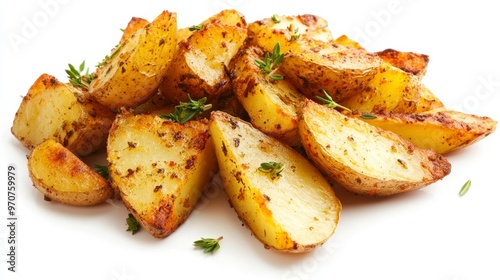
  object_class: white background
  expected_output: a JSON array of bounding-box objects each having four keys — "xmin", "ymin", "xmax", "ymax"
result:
[{"xmin": 1, "ymin": 1, "xmax": 499, "ymax": 280}]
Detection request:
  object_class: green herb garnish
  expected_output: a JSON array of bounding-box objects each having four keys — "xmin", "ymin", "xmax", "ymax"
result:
[
  {"xmin": 189, "ymin": 24, "xmax": 205, "ymax": 31},
  {"xmin": 66, "ymin": 61, "xmax": 94, "ymax": 89},
  {"xmin": 193, "ymin": 236, "xmax": 223, "ymax": 253},
  {"xmin": 271, "ymin": 14, "xmax": 281, "ymax": 24},
  {"xmin": 126, "ymin": 213, "xmax": 140, "ymax": 235},
  {"xmin": 317, "ymin": 90, "xmax": 352, "ymax": 112},
  {"xmin": 96, "ymin": 44, "xmax": 122, "ymax": 67},
  {"xmin": 459, "ymin": 179, "xmax": 471, "ymax": 197},
  {"xmin": 160, "ymin": 95, "xmax": 212, "ymax": 124},
  {"xmin": 254, "ymin": 43, "xmax": 285, "ymax": 81},
  {"xmin": 94, "ymin": 163, "xmax": 110, "ymax": 181},
  {"xmin": 361, "ymin": 113, "xmax": 377, "ymax": 119},
  {"xmin": 287, "ymin": 24, "xmax": 300, "ymax": 41},
  {"xmin": 258, "ymin": 161, "xmax": 285, "ymax": 179}
]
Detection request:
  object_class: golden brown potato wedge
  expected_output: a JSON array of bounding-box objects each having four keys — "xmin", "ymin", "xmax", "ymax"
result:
[
  {"xmin": 298, "ymin": 100, "xmax": 451, "ymax": 196},
  {"xmin": 28, "ymin": 139, "xmax": 113, "ymax": 206},
  {"xmin": 280, "ymin": 38, "xmax": 382, "ymax": 103},
  {"xmin": 209, "ymin": 110, "xmax": 341, "ymax": 252},
  {"xmin": 89, "ymin": 10, "xmax": 177, "ymax": 110},
  {"xmin": 11, "ymin": 73, "xmax": 115, "ymax": 156},
  {"xmin": 349, "ymin": 108, "xmax": 497, "ymax": 154},
  {"xmin": 342, "ymin": 61, "xmax": 422, "ymax": 113},
  {"xmin": 107, "ymin": 113, "xmax": 217, "ymax": 238},
  {"xmin": 229, "ymin": 45, "xmax": 306, "ymax": 147},
  {"xmin": 159, "ymin": 18, "xmax": 247, "ymax": 105}
]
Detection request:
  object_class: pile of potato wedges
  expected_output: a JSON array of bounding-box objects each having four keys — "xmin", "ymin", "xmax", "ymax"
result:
[{"xmin": 11, "ymin": 9, "xmax": 497, "ymax": 253}]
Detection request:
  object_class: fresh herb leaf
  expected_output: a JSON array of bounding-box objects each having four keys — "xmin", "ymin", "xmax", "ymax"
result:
[
  {"xmin": 361, "ymin": 113, "xmax": 377, "ymax": 119},
  {"xmin": 317, "ymin": 90, "xmax": 352, "ymax": 112},
  {"xmin": 189, "ymin": 24, "xmax": 205, "ymax": 31},
  {"xmin": 258, "ymin": 161, "xmax": 285, "ymax": 179},
  {"xmin": 271, "ymin": 14, "xmax": 281, "ymax": 23},
  {"xmin": 254, "ymin": 43, "xmax": 285, "ymax": 81},
  {"xmin": 66, "ymin": 61, "xmax": 94, "ymax": 89},
  {"xmin": 126, "ymin": 213, "xmax": 140, "ymax": 235},
  {"xmin": 287, "ymin": 24, "xmax": 300, "ymax": 41},
  {"xmin": 160, "ymin": 94, "xmax": 212, "ymax": 124},
  {"xmin": 94, "ymin": 163, "xmax": 110, "ymax": 181},
  {"xmin": 459, "ymin": 179, "xmax": 471, "ymax": 197},
  {"xmin": 193, "ymin": 236, "xmax": 223, "ymax": 253}
]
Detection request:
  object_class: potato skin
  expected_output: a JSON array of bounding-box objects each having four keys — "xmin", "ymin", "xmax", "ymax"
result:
[
  {"xmin": 107, "ymin": 113, "xmax": 217, "ymax": 238},
  {"xmin": 89, "ymin": 10, "xmax": 177, "ymax": 110},
  {"xmin": 209, "ymin": 111, "xmax": 341, "ymax": 252},
  {"xmin": 11, "ymin": 73, "xmax": 115, "ymax": 156},
  {"xmin": 28, "ymin": 139, "xmax": 113, "ymax": 206},
  {"xmin": 299, "ymin": 100, "xmax": 451, "ymax": 196}
]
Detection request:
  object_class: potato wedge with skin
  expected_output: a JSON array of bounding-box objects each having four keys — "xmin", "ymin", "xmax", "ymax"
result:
[
  {"xmin": 229, "ymin": 45, "xmax": 306, "ymax": 147},
  {"xmin": 342, "ymin": 61, "xmax": 422, "ymax": 114},
  {"xmin": 349, "ymin": 108, "xmax": 497, "ymax": 154},
  {"xmin": 376, "ymin": 48, "xmax": 429, "ymax": 77},
  {"xmin": 299, "ymin": 100, "xmax": 451, "ymax": 196},
  {"xmin": 89, "ymin": 10, "xmax": 177, "ymax": 110},
  {"xmin": 209, "ymin": 111, "xmax": 341, "ymax": 252},
  {"xmin": 280, "ymin": 38, "xmax": 382, "ymax": 103},
  {"xmin": 28, "ymin": 139, "xmax": 113, "ymax": 206},
  {"xmin": 11, "ymin": 73, "xmax": 115, "ymax": 156},
  {"xmin": 107, "ymin": 113, "xmax": 217, "ymax": 238},
  {"xmin": 159, "ymin": 20, "xmax": 247, "ymax": 105},
  {"xmin": 414, "ymin": 85, "xmax": 444, "ymax": 113}
]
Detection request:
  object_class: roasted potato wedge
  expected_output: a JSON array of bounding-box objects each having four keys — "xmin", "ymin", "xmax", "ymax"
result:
[
  {"xmin": 298, "ymin": 100, "xmax": 451, "ymax": 196},
  {"xmin": 349, "ymin": 108, "xmax": 497, "ymax": 154},
  {"xmin": 107, "ymin": 113, "xmax": 217, "ymax": 238},
  {"xmin": 229, "ymin": 45, "xmax": 306, "ymax": 147},
  {"xmin": 414, "ymin": 85, "xmax": 444, "ymax": 113},
  {"xmin": 28, "ymin": 139, "xmax": 113, "ymax": 206},
  {"xmin": 209, "ymin": 110, "xmax": 341, "ymax": 252},
  {"xmin": 89, "ymin": 10, "xmax": 177, "ymax": 110},
  {"xmin": 342, "ymin": 61, "xmax": 422, "ymax": 113},
  {"xmin": 159, "ymin": 17, "xmax": 247, "ymax": 105},
  {"xmin": 11, "ymin": 73, "xmax": 115, "ymax": 156}
]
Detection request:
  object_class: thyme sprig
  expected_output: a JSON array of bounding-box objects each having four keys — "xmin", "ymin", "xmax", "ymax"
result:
[
  {"xmin": 258, "ymin": 161, "xmax": 285, "ymax": 179},
  {"xmin": 66, "ymin": 61, "xmax": 94, "ymax": 89},
  {"xmin": 161, "ymin": 95, "xmax": 212, "ymax": 124},
  {"xmin": 193, "ymin": 236, "xmax": 223, "ymax": 253},
  {"xmin": 317, "ymin": 90, "xmax": 352, "ymax": 113},
  {"xmin": 126, "ymin": 214, "xmax": 140, "ymax": 235},
  {"xmin": 459, "ymin": 179, "xmax": 471, "ymax": 197},
  {"xmin": 254, "ymin": 43, "xmax": 285, "ymax": 81},
  {"xmin": 94, "ymin": 163, "xmax": 110, "ymax": 181}
]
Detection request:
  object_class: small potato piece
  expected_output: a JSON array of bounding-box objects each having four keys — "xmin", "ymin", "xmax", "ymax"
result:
[
  {"xmin": 107, "ymin": 113, "xmax": 217, "ymax": 238},
  {"xmin": 89, "ymin": 10, "xmax": 177, "ymax": 110},
  {"xmin": 28, "ymin": 139, "xmax": 113, "ymax": 206},
  {"xmin": 229, "ymin": 45, "xmax": 306, "ymax": 147},
  {"xmin": 349, "ymin": 108, "xmax": 497, "ymax": 154},
  {"xmin": 209, "ymin": 111, "xmax": 341, "ymax": 252},
  {"xmin": 299, "ymin": 100, "xmax": 451, "ymax": 196},
  {"xmin": 159, "ymin": 19, "xmax": 247, "ymax": 104},
  {"xmin": 342, "ymin": 62, "xmax": 422, "ymax": 114},
  {"xmin": 11, "ymin": 74, "xmax": 115, "ymax": 156}
]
